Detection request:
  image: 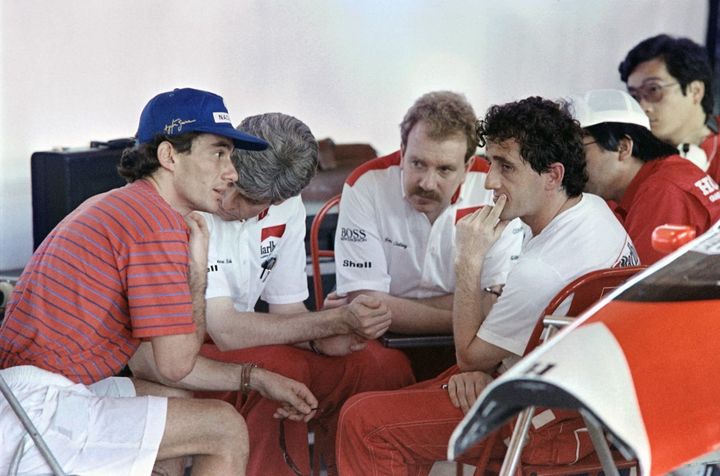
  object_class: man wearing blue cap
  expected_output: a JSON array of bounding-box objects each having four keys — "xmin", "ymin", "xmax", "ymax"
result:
[{"xmin": 0, "ymin": 88, "xmax": 317, "ymax": 476}]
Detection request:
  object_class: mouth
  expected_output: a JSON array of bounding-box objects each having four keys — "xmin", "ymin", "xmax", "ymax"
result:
[
  {"xmin": 411, "ymin": 190, "xmax": 441, "ymax": 202},
  {"xmin": 493, "ymin": 193, "xmax": 506, "ymax": 203}
]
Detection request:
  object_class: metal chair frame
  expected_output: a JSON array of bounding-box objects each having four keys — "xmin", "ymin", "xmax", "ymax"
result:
[{"xmin": 309, "ymin": 194, "xmax": 341, "ymax": 311}]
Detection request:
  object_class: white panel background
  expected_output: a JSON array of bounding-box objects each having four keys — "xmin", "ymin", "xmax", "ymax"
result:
[{"xmin": 0, "ymin": 0, "xmax": 709, "ymax": 269}]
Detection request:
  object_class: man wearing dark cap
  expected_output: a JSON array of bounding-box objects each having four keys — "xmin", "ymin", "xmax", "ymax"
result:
[
  {"xmin": 568, "ymin": 89, "xmax": 720, "ymax": 264},
  {"xmin": 0, "ymin": 88, "xmax": 316, "ymax": 476}
]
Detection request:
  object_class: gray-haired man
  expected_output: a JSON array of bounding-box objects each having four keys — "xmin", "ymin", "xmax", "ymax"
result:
[{"xmin": 131, "ymin": 113, "xmax": 414, "ymax": 476}]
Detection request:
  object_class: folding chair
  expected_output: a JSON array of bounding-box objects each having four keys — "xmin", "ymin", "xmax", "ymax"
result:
[{"xmin": 472, "ymin": 265, "xmax": 646, "ymax": 476}]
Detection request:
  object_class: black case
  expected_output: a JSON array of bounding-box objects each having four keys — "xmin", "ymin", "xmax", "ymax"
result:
[{"xmin": 31, "ymin": 139, "xmax": 134, "ymax": 249}]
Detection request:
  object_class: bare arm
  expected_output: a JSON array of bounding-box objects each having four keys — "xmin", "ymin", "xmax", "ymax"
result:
[
  {"xmin": 346, "ymin": 290, "xmax": 453, "ymax": 334},
  {"xmin": 150, "ymin": 213, "xmax": 209, "ymax": 381},
  {"xmin": 129, "ymin": 342, "xmax": 318, "ymax": 421},
  {"xmin": 268, "ymin": 302, "xmax": 369, "ymax": 356},
  {"xmin": 453, "ymin": 196, "xmax": 513, "ymax": 373},
  {"xmin": 453, "ymin": 262, "xmax": 511, "ymax": 372},
  {"xmin": 207, "ymin": 294, "xmax": 391, "ymax": 351}
]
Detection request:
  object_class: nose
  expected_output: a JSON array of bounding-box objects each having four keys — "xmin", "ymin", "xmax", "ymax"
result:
[
  {"xmin": 638, "ymin": 97, "xmax": 653, "ymax": 114},
  {"xmin": 418, "ymin": 170, "xmax": 438, "ymax": 191},
  {"xmin": 224, "ymin": 157, "xmax": 239, "ymax": 184},
  {"xmin": 484, "ymin": 164, "xmax": 501, "ymax": 191}
]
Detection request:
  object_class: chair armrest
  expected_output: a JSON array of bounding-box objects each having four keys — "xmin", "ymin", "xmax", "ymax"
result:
[
  {"xmin": 379, "ymin": 332, "xmax": 454, "ymax": 348},
  {"xmin": 543, "ymin": 315, "xmax": 575, "ymax": 328}
]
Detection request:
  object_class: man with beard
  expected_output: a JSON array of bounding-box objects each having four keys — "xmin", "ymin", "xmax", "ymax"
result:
[{"xmin": 332, "ymin": 91, "xmax": 523, "ymax": 336}]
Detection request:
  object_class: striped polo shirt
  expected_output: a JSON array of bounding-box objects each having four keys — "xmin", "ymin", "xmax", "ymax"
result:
[{"xmin": 0, "ymin": 180, "xmax": 196, "ymax": 384}]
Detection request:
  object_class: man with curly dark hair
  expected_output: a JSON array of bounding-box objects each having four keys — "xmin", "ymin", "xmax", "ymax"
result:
[
  {"xmin": 619, "ymin": 34, "xmax": 720, "ymax": 181},
  {"xmin": 336, "ymin": 97, "xmax": 638, "ymax": 474}
]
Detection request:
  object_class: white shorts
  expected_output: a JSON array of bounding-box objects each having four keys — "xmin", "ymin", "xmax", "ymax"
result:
[{"xmin": 0, "ymin": 365, "xmax": 167, "ymax": 476}]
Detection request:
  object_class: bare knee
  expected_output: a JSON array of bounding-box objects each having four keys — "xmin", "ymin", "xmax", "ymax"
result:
[
  {"xmin": 160, "ymin": 398, "xmax": 248, "ymax": 464},
  {"xmin": 203, "ymin": 400, "xmax": 249, "ymax": 457}
]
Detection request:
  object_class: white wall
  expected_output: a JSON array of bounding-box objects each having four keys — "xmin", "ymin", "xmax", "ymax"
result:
[{"xmin": 0, "ymin": 0, "xmax": 709, "ymax": 269}]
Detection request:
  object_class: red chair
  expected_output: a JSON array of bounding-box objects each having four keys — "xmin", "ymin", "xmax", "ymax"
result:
[
  {"xmin": 472, "ymin": 265, "xmax": 646, "ymax": 476},
  {"xmin": 309, "ymin": 194, "xmax": 341, "ymax": 310}
]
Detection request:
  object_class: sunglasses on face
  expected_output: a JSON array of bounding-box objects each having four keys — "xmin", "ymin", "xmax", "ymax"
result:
[{"xmin": 627, "ymin": 81, "xmax": 679, "ymax": 104}]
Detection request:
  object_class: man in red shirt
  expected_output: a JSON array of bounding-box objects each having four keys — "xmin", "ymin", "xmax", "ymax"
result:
[
  {"xmin": 619, "ymin": 34, "xmax": 720, "ymax": 182},
  {"xmin": 569, "ymin": 88, "xmax": 720, "ymax": 264}
]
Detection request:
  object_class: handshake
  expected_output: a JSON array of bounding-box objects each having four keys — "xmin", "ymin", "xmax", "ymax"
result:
[{"xmin": 311, "ymin": 293, "xmax": 392, "ymax": 356}]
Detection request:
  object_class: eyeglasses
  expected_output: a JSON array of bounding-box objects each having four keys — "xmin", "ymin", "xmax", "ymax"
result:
[
  {"xmin": 582, "ymin": 140, "xmax": 597, "ymax": 147},
  {"xmin": 279, "ymin": 409, "xmax": 323, "ymax": 476},
  {"xmin": 627, "ymin": 81, "xmax": 679, "ymax": 104},
  {"xmin": 279, "ymin": 418, "xmax": 307, "ymax": 476}
]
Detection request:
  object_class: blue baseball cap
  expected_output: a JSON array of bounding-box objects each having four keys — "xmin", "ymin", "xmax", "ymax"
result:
[{"xmin": 136, "ymin": 88, "xmax": 268, "ymax": 150}]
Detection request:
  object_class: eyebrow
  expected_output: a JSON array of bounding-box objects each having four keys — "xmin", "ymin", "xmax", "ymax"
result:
[
  {"xmin": 629, "ymin": 76, "xmax": 666, "ymax": 86},
  {"xmin": 211, "ymin": 139, "xmax": 234, "ymax": 149},
  {"xmin": 488, "ymin": 155, "xmax": 512, "ymax": 165}
]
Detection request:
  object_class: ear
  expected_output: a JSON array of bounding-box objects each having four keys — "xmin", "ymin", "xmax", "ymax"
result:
[
  {"xmin": 156, "ymin": 141, "xmax": 177, "ymax": 172},
  {"xmin": 689, "ymin": 80, "xmax": 705, "ymax": 105},
  {"xmin": 617, "ymin": 136, "xmax": 633, "ymax": 161},
  {"xmin": 545, "ymin": 162, "xmax": 566, "ymax": 191}
]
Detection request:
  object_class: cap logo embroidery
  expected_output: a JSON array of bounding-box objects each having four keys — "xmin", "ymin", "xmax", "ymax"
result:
[
  {"xmin": 164, "ymin": 118, "xmax": 197, "ymax": 135},
  {"xmin": 213, "ymin": 112, "xmax": 232, "ymax": 124}
]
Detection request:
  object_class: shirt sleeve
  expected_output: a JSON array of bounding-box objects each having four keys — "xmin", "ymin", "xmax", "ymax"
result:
[
  {"xmin": 127, "ymin": 229, "xmax": 196, "ymax": 338},
  {"xmin": 334, "ymin": 178, "xmax": 392, "ymax": 295},
  {"xmin": 624, "ymin": 183, "xmax": 707, "ymax": 265},
  {"xmin": 477, "ymin": 257, "xmax": 566, "ymax": 356},
  {"xmin": 261, "ymin": 199, "xmax": 310, "ymax": 304}
]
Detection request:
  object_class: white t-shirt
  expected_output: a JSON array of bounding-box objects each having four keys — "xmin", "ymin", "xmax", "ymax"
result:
[
  {"xmin": 477, "ymin": 193, "xmax": 640, "ymax": 371},
  {"xmin": 335, "ymin": 151, "xmax": 524, "ymax": 298},
  {"xmin": 202, "ymin": 196, "xmax": 309, "ymax": 311}
]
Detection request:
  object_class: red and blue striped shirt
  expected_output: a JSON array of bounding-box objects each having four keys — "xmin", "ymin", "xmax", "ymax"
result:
[{"xmin": 0, "ymin": 180, "xmax": 196, "ymax": 384}]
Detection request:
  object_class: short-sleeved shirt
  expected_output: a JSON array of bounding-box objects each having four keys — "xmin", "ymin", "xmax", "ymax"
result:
[
  {"xmin": 0, "ymin": 180, "xmax": 195, "ymax": 384},
  {"xmin": 616, "ymin": 155, "xmax": 720, "ymax": 264},
  {"xmin": 203, "ymin": 195, "xmax": 309, "ymax": 311},
  {"xmin": 477, "ymin": 193, "xmax": 639, "ymax": 371},
  {"xmin": 334, "ymin": 151, "xmax": 524, "ymax": 299}
]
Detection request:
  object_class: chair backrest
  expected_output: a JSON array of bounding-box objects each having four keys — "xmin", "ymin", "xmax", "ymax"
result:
[
  {"xmin": 473, "ymin": 265, "xmax": 647, "ymax": 475},
  {"xmin": 523, "ymin": 265, "xmax": 647, "ymax": 355},
  {"xmin": 309, "ymin": 194, "xmax": 341, "ymax": 310}
]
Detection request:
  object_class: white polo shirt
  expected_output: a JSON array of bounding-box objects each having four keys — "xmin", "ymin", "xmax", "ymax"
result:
[
  {"xmin": 478, "ymin": 193, "xmax": 640, "ymax": 371},
  {"xmin": 202, "ymin": 196, "xmax": 309, "ymax": 311},
  {"xmin": 334, "ymin": 151, "xmax": 524, "ymax": 299}
]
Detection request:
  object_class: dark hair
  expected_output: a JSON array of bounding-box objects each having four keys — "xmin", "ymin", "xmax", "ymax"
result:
[
  {"xmin": 619, "ymin": 34, "xmax": 714, "ymax": 115},
  {"xmin": 118, "ymin": 132, "xmax": 200, "ymax": 182},
  {"xmin": 477, "ymin": 96, "xmax": 587, "ymax": 197},
  {"xmin": 585, "ymin": 122, "xmax": 678, "ymax": 162},
  {"xmin": 400, "ymin": 91, "xmax": 479, "ymax": 161},
  {"xmin": 233, "ymin": 113, "xmax": 318, "ymax": 203}
]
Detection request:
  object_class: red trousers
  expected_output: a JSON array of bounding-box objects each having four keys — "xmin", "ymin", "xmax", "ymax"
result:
[
  {"xmin": 198, "ymin": 340, "xmax": 414, "ymax": 476},
  {"xmin": 336, "ymin": 365, "xmax": 592, "ymax": 476}
]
